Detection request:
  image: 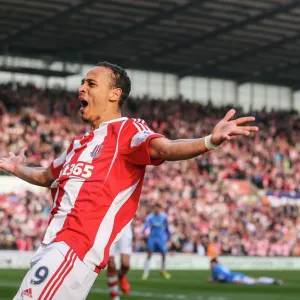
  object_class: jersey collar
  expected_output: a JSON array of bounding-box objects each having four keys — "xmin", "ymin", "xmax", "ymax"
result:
[
  {"xmin": 99, "ymin": 117, "xmax": 128, "ymax": 127},
  {"xmin": 84, "ymin": 117, "xmax": 128, "ymax": 136}
]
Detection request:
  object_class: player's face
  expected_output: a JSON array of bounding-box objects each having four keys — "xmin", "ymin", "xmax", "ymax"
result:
[
  {"xmin": 154, "ymin": 206, "xmax": 160, "ymax": 214},
  {"xmin": 78, "ymin": 66, "xmax": 119, "ymax": 125}
]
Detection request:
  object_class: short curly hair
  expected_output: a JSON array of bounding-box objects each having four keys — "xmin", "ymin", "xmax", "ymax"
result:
[{"xmin": 96, "ymin": 61, "xmax": 131, "ymax": 107}]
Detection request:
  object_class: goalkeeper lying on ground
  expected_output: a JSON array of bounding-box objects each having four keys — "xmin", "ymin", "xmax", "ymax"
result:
[{"xmin": 207, "ymin": 258, "xmax": 284, "ymax": 286}]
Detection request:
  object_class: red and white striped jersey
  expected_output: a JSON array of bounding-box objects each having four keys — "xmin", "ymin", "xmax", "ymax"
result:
[{"xmin": 44, "ymin": 117, "xmax": 163, "ymax": 272}]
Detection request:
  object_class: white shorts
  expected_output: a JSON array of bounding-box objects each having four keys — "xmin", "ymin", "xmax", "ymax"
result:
[
  {"xmin": 109, "ymin": 225, "xmax": 133, "ymax": 256},
  {"xmin": 13, "ymin": 242, "xmax": 98, "ymax": 300}
]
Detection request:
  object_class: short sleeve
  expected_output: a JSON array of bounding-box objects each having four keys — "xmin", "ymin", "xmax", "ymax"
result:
[{"xmin": 120, "ymin": 119, "xmax": 165, "ymax": 166}]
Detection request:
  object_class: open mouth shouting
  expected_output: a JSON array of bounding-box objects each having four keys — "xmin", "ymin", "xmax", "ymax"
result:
[{"xmin": 80, "ymin": 98, "xmax": 89, "ymax": 113}]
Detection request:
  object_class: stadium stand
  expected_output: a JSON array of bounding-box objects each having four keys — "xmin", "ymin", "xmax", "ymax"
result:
[
  {"xmin": 2, "ymin": 1, "xmax": 300, "ymax": 300},
  {"xmin": 1, "ymin": 83, "xmax": 299, "ymax": 256}
]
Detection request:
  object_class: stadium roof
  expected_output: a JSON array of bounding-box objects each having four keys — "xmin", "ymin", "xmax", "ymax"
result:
[{"xmin": 1, "ymin": 0, "xmax": 300, "ymax": 88}]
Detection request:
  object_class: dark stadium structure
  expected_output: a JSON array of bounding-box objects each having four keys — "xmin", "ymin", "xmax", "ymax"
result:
[{"xmin": 2, "ymin": 0, "xmax": 300, "ymax": 88}]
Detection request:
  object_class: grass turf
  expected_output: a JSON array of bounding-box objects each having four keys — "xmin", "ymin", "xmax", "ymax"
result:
[{"xmin": 0, "ymin": 269, "xmax": 299, "ymax": 300}]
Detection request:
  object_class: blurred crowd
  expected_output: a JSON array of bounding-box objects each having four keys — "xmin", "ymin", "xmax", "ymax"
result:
[{"xmin": 0, "ymin": 82, "xmax": 300, "ymax": 256}]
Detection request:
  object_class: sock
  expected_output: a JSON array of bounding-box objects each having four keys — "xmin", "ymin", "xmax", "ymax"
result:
[
  {"xmin": 257, "ymin": 277, "xmax": 276, "ymax": 285},
  {"xmin": 107, "ymin": 272, "xmax": 120, "ymax": 300},
  {"xmin": 162, "ymin": 259, "xmax": 166, "ymax": 272},
  {"xmin": 143, "ymin": 259, "xmax": 151, "ymax": 276}
]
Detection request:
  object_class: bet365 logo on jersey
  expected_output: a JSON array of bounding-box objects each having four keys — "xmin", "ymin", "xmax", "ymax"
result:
[{"xmin": 61, "ymin": 162, "xmax": 94, "ymax": 178}]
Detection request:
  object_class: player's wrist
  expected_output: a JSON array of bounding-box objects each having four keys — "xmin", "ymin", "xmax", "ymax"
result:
[
  {"xmin": 204, "ymin": 134, "xmax": 219, "ymax": 151},
  {"xmin": 7, "ymin": 163, "xmax": 17, "ymax": 175}
]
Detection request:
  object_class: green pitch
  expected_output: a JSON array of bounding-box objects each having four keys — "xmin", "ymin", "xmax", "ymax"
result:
[{"xmin": 0, "ymin": 269, "xmax": 299, "ymax": 300}]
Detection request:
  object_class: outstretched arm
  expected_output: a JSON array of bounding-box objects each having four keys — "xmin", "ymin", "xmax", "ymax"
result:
[
  {"xmin": 0, "ymin": 148, "xmax": 54, "ymax": 187},
  {"xmin": 149, "ymin": 109, "xmax": 259, "ymax": 161}
]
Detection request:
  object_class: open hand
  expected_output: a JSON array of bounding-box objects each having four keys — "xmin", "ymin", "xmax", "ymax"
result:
[
  {"xmin": 0, "ymin": 147, "xmax": 27, "ymax": 173},
  {"xmin": 211, "ymin": 109, "xmax": 259, "ymax": 146}
]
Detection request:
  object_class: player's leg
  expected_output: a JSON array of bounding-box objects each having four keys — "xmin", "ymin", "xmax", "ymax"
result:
[
  {"xmin": 142, "ymin": 251, "xmax": 153, "ymax": 280},
  {"xmin": 255, "ymin": 277, "xmax": 285, "ymax": 286},
  {"xmin": 119, "ymin": 253, "xmax": 130, "ymax": 278},
  {"xmin": 232, "ymin": 273, "xmax": 284, "ymax": 286},
  {"xmin": 13, "ymin": 242, "xmax": 97, "ymax": 300},
  {"xmin": 160, "ymin": 241, "xmax": 171, "ymax": 279},
  {"xmin": 107, "ymin": 243, "xmax": 120, "ymax": 300},
  {"xmin": 232, "ymin": 273, "xmax": 256, "ymax": 285},
  {"xmin": 142, "ymin": 236, "xmax": 155, "ymax": 280},
  {"xmin": 142, "ymin": 238, "xmax": 154, "ymax": 280},
  {"xmin": 117, "ymin": 225, "xmax": 132, "ymax": 294},
  {"xmin": 119, "ymin": 254, "xmax": 131, "ymax": 294}
]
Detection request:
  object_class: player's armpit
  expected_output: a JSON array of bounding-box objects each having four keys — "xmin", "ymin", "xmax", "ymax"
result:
[{"xmin": 44, "ymin": 165, "xmax": 56, "ymax": 187}]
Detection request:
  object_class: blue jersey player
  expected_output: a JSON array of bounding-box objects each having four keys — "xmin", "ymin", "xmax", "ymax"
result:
[
  {"xmin": 142, "ymin": 203, "xmax": 171, "ymax": 280},
  {"xmin": 208, "ymin": 258, "xmax": 284, "ymax": 286}
]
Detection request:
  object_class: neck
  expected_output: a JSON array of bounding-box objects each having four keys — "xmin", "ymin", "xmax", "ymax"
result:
[{"xmin": 90, "ymin": 112, "xmax": 122, "ymax": 131}]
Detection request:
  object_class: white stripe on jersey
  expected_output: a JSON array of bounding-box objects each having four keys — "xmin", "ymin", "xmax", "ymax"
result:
[
  {"xmin": 83, "ymin": 179, "xmax": 140, "ymax": 269},
  {"xmin": 132, "ymin": 122, "xmax": 142, "ymax": 132},
  {"xmin": 52, "ymin": 149, "xmax": 68, "ymax": 169},
  {"xmin": 105, "ymin": 120, "xmax": 127, "ymax": 181},
  {"xmin": 137, "ymin": 119, "xmax": 148, "ymax": 131},
  {"xmin": 78, "ymin": 126, "xmax": 107, "ymax": 162},
  {"xmin": 140, "ymin": 119, "xmax": 151, "ymax": 131},
  {"xmin": 135, "ymin": 119, "xmax": 147, "ymax": 131},
  {"xmin": 133, "ymin": 119, "xmax": 144, "ymax": 131}
]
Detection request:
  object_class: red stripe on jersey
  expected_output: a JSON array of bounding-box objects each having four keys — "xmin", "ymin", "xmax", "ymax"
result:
[
  {"xmin": 48, "ymin": 187, "xmax": 65, "ymax": 226},
  {"xmin": 50, "ymin": 188, "xmax": 58, "ymax": 201}
]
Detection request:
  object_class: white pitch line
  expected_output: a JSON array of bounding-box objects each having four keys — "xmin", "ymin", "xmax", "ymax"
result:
[
  {"xmin": 91, "ymin": 287, "xmax": 188, "ymax": 299},
  {"xmin": 0, "ymin": 281, "xmax": 228, "ymax": 300}
]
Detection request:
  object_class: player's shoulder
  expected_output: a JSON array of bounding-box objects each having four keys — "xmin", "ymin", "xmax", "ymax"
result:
[
  {"xmin": 147, "ymin": 213, "xmax": 154, "ymax": 219},
  {"xmin": 160, "ymin": 213, "xmax": 168, "ymax": 218},
  {"xmin": 122, "ymin": 118, "xmax": 156, "ymax": 147},
  {"xmin": 125, "ymin": 118, "xmax": 153, "ymax": 133}
]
